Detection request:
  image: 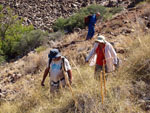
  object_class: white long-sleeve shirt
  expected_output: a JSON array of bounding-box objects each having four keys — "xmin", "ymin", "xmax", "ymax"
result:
[{"xmin": 86, "ymin": 41, "xmax": 117, "ymax": 72}]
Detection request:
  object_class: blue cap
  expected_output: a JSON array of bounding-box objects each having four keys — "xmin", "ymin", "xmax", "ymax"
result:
[{"xmin": 48, "ymin": 49, "xmax": 61, "ymax": 59}]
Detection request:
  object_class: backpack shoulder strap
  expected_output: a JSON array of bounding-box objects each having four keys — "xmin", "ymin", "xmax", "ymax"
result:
[
  {"xmin": 48, "ymin": 58, "xmax": 52, "ymax": 67},
  {"xmin": 61, "ymin": 56, "xmax": 66, "ymax": 72}
]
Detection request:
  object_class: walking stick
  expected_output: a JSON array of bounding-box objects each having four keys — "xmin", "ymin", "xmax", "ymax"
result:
[
  {"xmin": 103, "ymin": 61, "xmax": 106, "ymax": 95},
  {"xmin": 62, "ymin": 59, "xmax": 78, "ymax": 108},
  {"xmin": 100, "ymin": 63, "xmax": 106, "ymax": 105},
  {"xmin": 100, "ymin": 71, "xmax": 104, "ymax": 104}
]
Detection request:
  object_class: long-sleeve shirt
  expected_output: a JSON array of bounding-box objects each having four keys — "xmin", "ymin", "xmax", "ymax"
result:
[
  {"xmin": 95, "ymin": 44, "xmax": 106, "ymax": 66},
  {"xmin": 86, "ymin": 41, "xmax": 118, "ymax": 72}
]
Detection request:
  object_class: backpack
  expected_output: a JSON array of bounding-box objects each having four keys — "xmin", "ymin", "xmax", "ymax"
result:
[{"xmin": 84, "ymin": 15, "xmax": 91, "ymax": 26}]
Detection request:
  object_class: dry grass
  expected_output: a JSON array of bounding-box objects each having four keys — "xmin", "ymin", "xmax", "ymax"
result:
[
  {"xmin": 22, "ymin": 50, "xmax": 49, "ymax": 75},
  {"xmin": 0, "ymin": 63, "xmax": 143, "ymax": 113},
  {"xmin": 1, "ymin": 32, "xmax": 150, "ymax": 113}
]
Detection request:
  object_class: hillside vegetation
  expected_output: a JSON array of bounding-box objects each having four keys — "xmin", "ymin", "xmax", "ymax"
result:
[
  {"xmin": 0, "ymin": 1, "xmax": 150, "ymax": 113},
  {"xmin": 0, "ymin": 5, "xmax": 49, "ymax": 63},
  {"xmin": 0, "ymin": 4, "xmax": 122, "ymax": 64},
  {"xmin": 0, "ymin": 33, "xmax": 150, "ymax": 113},
  {"xmin": 53, "ymin": 4, "xmax": 122, "ymax": 32}
]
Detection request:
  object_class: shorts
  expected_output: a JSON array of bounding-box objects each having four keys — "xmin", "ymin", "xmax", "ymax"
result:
[
  {"xmin": 94, "ymin": 64, "xmax": 108, "ymax": 80},
  {"xmin": 50, "ymin": 78, "xmax": 66, "ymax": 93}
]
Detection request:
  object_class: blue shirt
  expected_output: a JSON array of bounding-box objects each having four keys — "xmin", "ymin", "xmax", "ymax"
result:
[{"xmin": 89, "ymin": 14, "xmax": 97, "ymax": 26}]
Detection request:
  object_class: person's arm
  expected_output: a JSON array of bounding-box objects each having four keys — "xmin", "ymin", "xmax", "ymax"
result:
[
  {"xmin": 108, "ymin": 43, "xmax": 117, "ymax": 65},
  {"xmin": 67, "ymin": 70, "xmax": 72, "ymax": 84},
  {"xmin": 41, "ymin": 67, "xmax": 50, "ymax": 86},
  {"xmin": 86, "ymin": 42, "xmax": 98, "ymax": 62},
  {"xmin": 63, "ymin": 58, "xmax": 72, "ymax": 84}
]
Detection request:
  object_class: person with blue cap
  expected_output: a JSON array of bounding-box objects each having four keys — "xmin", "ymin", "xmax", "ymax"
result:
[{"xmin": 41, "ymin": 49, "xmax": 72, "ymax": 93}]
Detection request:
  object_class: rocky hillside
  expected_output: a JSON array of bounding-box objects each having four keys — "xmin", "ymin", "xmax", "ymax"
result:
[
  {"xmin": 0, "ymin": 0, "xmax": 141, "ymax": 32},
  {"xmin": 0, "ymin": 2, "xmax": 150, "ymax": 100},
  {"xmin": 0, "ymin": 1, "xmax": 150, "ymax": 113}
]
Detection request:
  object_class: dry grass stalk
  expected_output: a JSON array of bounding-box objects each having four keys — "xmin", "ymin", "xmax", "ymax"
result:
[{"xmin": 62, "ymin": 59, "xmax": 78, "ymax": 109}]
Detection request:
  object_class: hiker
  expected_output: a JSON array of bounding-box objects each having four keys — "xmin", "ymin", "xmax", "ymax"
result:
[
  {"xmin": 85, "ymin": 12, "xmax": 100, "ymax": 40},
  {"xmin": 41, "ymin": 49, "xmax": 72, "ymax": 93},
  {"xmin": 86, "ymin": 35, "xmax": 118, "ymax": 80}
]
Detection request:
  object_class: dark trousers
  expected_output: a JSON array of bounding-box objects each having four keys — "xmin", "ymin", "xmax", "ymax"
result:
[{"xmin": 86, "ymin": 25, "xmax": 95, "ymax": 40}]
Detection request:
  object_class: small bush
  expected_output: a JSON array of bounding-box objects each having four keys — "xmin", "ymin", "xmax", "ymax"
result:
[
  {"xmin": 109, "ymin": 7, "xmax": 123, "ymax": 15},
  {"xmin": 0, "ymin": 56, "xmax": 5, "ymax": 64},
  {"xmin": 35, "ymin": 46, "xmax": 46, "ymax": 53},
  {"xmin": 23, "ymin": 53, "xmax": 47, "ymax": 75},
  {"xmin": 14, "ymin": 30, "xmax": 48, "ymax": 56},
  {"xmin": 0, "ymin": 5, "xmax": 34, "ymax": 60},
  {"xmin": 48, "ymin": 31, "xmax": 64, "ymax": 41}
]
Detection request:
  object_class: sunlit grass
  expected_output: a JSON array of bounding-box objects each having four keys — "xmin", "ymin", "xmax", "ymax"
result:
[{"xmin": 0, "ymin": 32, "xmax": 150, "ymax": 113}]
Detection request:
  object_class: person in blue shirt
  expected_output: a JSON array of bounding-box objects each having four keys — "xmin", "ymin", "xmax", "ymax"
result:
[{"xmin": 86, "ymin": 12, "xmax": 100, "ymax": 40}]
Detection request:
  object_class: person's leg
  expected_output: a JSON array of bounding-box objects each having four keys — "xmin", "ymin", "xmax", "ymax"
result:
[
  {"xmin": 50, "ymin": 85, "xmax": 55, "ymax": 93},
  {"xmin": 50, "ymin": 81, "xmax": 59, "ymax": 93},
  {"xmin": 60, "ymin": 79, "xmax": 66, "ymax": 87},
  {"xmin": 86, "ymin": 25, "xmax": 93, "ymax": 40},
  {"xmin": 90, "ymin": 26, "xmax": 95, "ymax": 39},
  {"xmin": 94, "ymin": 64, "xmax": 103, "ymax": 80}
]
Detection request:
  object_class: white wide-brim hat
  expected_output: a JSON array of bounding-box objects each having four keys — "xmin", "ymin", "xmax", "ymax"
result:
[{"xmin": 95, "ymin": 35, "xmax": 106, "ymax": 43}]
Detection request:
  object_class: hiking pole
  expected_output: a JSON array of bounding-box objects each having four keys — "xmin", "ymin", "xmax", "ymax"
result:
[
  {"xmin": 62, "ymin": 64, "xmax": 78, "ymax": 108},
  {"xmin": 103, "ymin": 61, "xmax": 106, "ymax": 95},
  {"xmin": 100, "ymin": 71, "xmax": 104, "ymax": 104}
]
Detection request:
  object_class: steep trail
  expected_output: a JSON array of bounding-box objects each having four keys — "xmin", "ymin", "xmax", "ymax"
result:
[{"xmin": 0, "ymin": 3, "xmax": 150, "ymax": 101}]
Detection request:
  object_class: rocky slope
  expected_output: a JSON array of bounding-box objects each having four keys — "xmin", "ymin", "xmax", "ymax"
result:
[{"xmin": 0, "ymin": 0, "xmax": 139, "ymax": 32}]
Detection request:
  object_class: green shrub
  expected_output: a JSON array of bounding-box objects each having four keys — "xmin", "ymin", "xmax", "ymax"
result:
[
  {"xmin": 48, "ymin": 31, "xmax": 64, "ymax": 40},
  {"xmin": 109, "ymin": 7, "xmax": 123, "ymax": 15},
  {"xmin": 14, "ymin": 30, "xmax": 48, "ymax": 56},
  {"xmin": 53, "ymin": 4, "xmax": 123, "ymax": 32},
  {"xmin": 0, "ymin": 48, "xmax": 5, "ymax": 64},
  {"xmin": 53, "ymin": 18, "xmax": 68, "ymax": 32},
  {"xmin": 0, "ymin": 5, "xmax": 49, "ymax": 61},
  {"xmin": 0, "ymin": 55, "xmax": 5, "ymax": 64},
  {"xmin": 0, "ymin": 5, "xmax": 34, "ymax": 59},
  {"xmin": 35, "ymin": 46, "xmax": 47, "ymax": 53}
]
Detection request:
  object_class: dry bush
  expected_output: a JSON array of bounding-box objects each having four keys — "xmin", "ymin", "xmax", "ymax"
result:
[
  {"xmin": 1, "ymin": 29, "xmax": 150, "ymax": 113},
  {"xmin": 23, "ymin": 51, "xmax": 48, "ymax": 75},
  {"xmin": 0, "ymin": 58, "xmax": 145, "ymax": 113},
  {"xmin": 125, "ymin": 35, "xmax": 150, "ymax": 78}
]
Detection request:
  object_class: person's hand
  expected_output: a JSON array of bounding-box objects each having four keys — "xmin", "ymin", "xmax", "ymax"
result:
[
  {"xmin": 114, "ymin": 64, "xmax": 118, "ymax": 69},
  {"xmin": 69, "ymin": 79, "xmax": 72, "ymax": 85},
  {"xmin": 41, "ymin": 81, "xmax": 45, "ymax": 86},
  {"xmin": 85, "ymin": 60, "xmax": 89, "ymax": 63}
]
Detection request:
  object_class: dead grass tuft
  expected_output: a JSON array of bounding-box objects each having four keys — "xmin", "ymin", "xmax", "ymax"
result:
[{"xmin": 23, "ymin": 51, "xmax": 48, "ymax": 75}]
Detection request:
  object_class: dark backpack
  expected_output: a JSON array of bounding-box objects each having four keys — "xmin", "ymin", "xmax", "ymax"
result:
[{"xmin": 84, "ymin": 15, "xmax": 91, "ymax": 26}]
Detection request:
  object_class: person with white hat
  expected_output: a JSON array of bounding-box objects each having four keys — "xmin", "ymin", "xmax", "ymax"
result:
[
  {"xmin": 86, "ymin": 35, "xmax": 118, "ymax": 79},
  {"xmin": 41, "ymin": 49, "xmax": 72, "ymax": 93}
]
